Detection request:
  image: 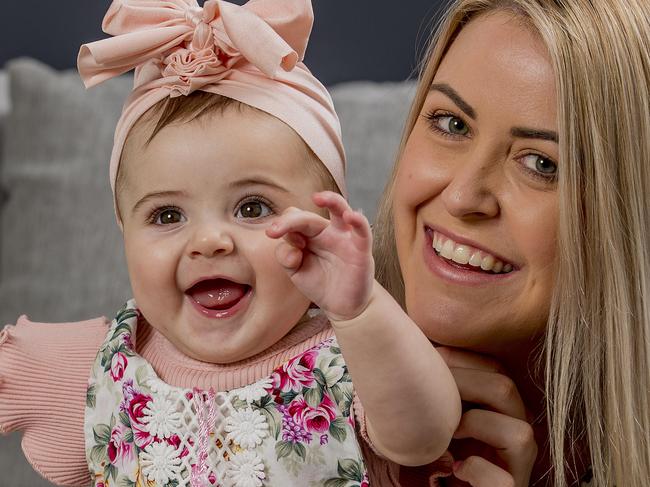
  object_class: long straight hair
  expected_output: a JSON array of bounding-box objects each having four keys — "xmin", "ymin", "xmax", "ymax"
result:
[{"xmin": 373, "ymin": 1, "xmax": 650, "ymax": 485}]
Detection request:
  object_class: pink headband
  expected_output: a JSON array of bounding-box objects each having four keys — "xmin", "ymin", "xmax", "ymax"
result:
[{"xmin": 78, "ymin": 0, "xmax": 346, "ymax": 203}]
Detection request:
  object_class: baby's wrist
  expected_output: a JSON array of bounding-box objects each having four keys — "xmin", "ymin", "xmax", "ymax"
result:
[{"xmin": 326, "ymin": 280, "xmax": 379, "ymax": 328}]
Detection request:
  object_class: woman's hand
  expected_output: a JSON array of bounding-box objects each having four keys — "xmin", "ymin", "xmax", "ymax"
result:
[
  {"xmin": 265, "ymin": 191, "xmax": 374, "ymax": 322},
  {"xmin": 437, "ymin": 348, "xmax": 538, "ymax": 487}
]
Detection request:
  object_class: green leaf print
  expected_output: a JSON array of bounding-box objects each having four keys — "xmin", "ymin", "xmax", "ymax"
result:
[
  {"xmin": 164, "ymin": 480, "xmax": 179, "ymax": 487},
  {"xmin": 275, "ymin": 440, "xmax": 294, "ymax": 460},
  {"xmin": 117, "ymin": 476, "xmax": 137, "ymax": 487},
  {"xmin": 110, "ymin": 322, "xmax": 132, "ymax": 342},
  {"xmin": 115, "ymin": 308, "xmax": 138, "ymax": 325},
  {"xmin": 231, "ymin": 397, "xmax": 249, "ymax": 410},
  {"xmin": 104, "ymin": 462, "xmax": 118, "ymax": 483},
  {"xmin": 135, "ymin": 365, "xmax": 149, "ymax": 387},
  {"xmin": 294, "ymin": 441, "xmax": 307, "ymax": 461},
  {"xmin": 93, "ymin": 424, "xmax": 111, "ymax": 445},
  {"xmin": 86, "ymin": 384, "xmax": 97, "ymax": 409},
  {"xmin": 329, "ymin": 346, "xmax": 342, "ymax": 355},
  {"xmin": 337, "ymin": 458, "xmax": 364, "ymax": 482},
  {"xmin": 304, "ymin": 385, "xmax": 324, "ymax": 408},
  {"xmin": 119, "ymin": 411, "xmax": 130, "ymax": 427},
  {"xmin": 279, "ymin": 390, "xmax": 299, "ymax": 405},
  {"xmin": 124, "ymin": 428, "xmax": 134, "ymax": 443},
  {"xmin": 313, "ymin": 368, "xmax": 328, "ymax": 387},
  {"xmin": 89, "ymin": 444, "xmax": 106, "ymax": 467},
  {"xmin": 259, "ymin": 408, "xmax": 281, "ymax": 439},
  {"xmin": 329, "ymin": 417, "xmax": 348, "ymax": 443}
]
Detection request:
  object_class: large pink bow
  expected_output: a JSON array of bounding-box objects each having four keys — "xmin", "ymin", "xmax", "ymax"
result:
[{"xmin": 78, "ymin": 0, "xmax": 313, "ymax": 96}]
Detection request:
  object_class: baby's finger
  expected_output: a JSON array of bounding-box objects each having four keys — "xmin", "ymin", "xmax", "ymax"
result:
[
  {"xmin": 452, "ymin": 456, "xmax": 515, "ymax": 487},
  {"xmin": 274, "ymin": 241, "xmax": 303, "ymax": 271},
  {"xmin": 267, "ymin": 210, "xmax": 328, "ymax": 239},
  {"xmin": 342, "ymin": 209, "xmax": 372, "ymax": 250},
  {"xmin": 312, "ymin": 191, "xmax": 352, "ymax": 230},
  {"xmin": 284, "ymin": 231, "xmax": 307, "ymax": 250}
]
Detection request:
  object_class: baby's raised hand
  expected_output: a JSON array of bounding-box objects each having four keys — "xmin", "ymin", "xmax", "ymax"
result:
[{"xmin": 265, "ymin": 191, "xmax": 374, "ymax": 322}]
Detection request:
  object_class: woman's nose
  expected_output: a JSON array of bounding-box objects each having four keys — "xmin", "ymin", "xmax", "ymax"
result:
[
  {"xmin": 441, "ymin": 152, "xmax": 500, "ymax": 220},
  {"xmin": 188, "ymin": 224, "xmax": 234, "ymax": 258}
]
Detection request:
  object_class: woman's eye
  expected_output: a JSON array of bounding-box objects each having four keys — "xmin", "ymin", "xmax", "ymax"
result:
[
  {"xmin": 236, "ymin": 200, "xmax": 273, "ymax": 219},
  {"xmin": 426, "ymin": 111, "xmax": 470, "ymax": 137},
  {"xmin": 153, "ymin": 208, "xmax": 185, "ymax": 225},
  {"xmin": 521, "ymin": 154, "xmax": 557, "ymax": 178}
]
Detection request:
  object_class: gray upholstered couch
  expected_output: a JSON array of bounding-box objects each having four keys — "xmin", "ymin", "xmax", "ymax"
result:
[{"xmin": 0, "ymin": 58, "xmax": 414, "ymax": 486}]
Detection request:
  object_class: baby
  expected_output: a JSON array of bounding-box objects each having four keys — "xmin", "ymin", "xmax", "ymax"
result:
[{"xmin": 0, "ymin": 1, "xmax": 459, "ymax": 486}]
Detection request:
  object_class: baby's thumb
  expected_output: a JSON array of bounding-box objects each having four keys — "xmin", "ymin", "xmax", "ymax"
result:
[{"xmin": 275, "ymin": 241, "xmax": 303, "ymax": 272}]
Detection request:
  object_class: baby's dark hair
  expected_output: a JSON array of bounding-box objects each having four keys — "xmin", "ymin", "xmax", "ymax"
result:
[{"xmin": 115, "ymin": 91, "xmax": 340, "ymax": 220}]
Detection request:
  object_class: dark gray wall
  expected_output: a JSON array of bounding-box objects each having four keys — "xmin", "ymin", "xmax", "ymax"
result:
[{"xmin": 0, "ymin": 0, "xmax": 448, "ymax": 84}]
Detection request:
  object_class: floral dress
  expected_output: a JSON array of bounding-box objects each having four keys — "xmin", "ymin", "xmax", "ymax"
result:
[{"xmin": 85, "ymin": 301, "xmax": 369, "ymax": 487}]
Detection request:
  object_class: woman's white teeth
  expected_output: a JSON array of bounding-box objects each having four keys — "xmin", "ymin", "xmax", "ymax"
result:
[{"xmin": 432, "ymin": 232, "xmax": 513, "ymax": 274}]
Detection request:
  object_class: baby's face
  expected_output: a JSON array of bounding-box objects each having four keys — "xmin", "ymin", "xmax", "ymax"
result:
[{"xmin": 119, "ymin": 109, "xmax": 324, "ymax": 363}]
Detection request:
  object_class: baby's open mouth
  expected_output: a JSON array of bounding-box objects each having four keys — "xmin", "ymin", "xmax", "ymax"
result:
[{"xmin": 187, "ymin": 278, "xmax": 251, "ymax": 310}]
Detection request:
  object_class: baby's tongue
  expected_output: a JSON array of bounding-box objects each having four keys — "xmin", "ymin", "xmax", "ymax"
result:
[{"xmin": 189, "ymin": 279, "xmax": 248, "ymax": 310}]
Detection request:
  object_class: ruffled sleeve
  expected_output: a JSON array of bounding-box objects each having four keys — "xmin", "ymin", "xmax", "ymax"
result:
[{"xmin": 0, "ymin": 315, "xmax": 109, "ymax": 486}]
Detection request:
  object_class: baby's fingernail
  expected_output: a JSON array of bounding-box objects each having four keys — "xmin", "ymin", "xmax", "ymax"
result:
[{"xmin": 452, "ymin": 460, "xmax": 463, "ymax": 472}]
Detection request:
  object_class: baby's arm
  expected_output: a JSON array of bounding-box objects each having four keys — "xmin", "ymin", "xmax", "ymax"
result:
[{"xmin": 266, "ymin": 191, "xmax": 461, "ymax": 466}]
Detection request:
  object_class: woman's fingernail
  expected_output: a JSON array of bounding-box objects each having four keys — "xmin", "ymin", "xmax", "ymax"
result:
[{"xmin": 452, "ymin": 460, "xmax": 463, "ymax": 472}]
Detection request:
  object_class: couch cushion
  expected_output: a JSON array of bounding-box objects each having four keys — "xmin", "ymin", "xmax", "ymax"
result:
[
  {"xmin": 0, "ymin": 59, "xmax": 133, "ymax": 325},
  {"xmin": 0, "ymin": 58, "xmax": 414, "ymax": 326}
]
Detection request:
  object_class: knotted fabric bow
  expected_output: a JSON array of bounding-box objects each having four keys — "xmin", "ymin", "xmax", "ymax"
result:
[{"xmin": 78, "ymin": 0, "xmax": 346, "ymax": 205}]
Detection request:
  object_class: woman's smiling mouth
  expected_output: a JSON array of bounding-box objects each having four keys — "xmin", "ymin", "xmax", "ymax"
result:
[{"xmin": 424, "ymin": 227, "xmax": 517, "ymax": 285}]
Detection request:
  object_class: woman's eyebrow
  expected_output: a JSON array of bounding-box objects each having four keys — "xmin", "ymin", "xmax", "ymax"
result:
[
  {"xmin": 511, "ymin": 127, "xmax": 558, "ymax": 143},
  {"xmin": 429, "ymin": 83, "xmax": 476, "ymax": 120}
]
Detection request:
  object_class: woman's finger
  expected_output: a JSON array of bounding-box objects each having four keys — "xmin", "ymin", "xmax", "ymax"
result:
[
  {"xmin": 454, "ymin": 408, "xmax": 537, "ymax": 484},
  {"xmin": 451, "ymin": 368, "xmax": 527, "ymax": 420},
  {"xmin": 436, "ymin": 347, "xmax": 506, "ymax": 374},
  {"xmin": 452, "ymin": 455, "xmax": 516, "ymax": 487}
]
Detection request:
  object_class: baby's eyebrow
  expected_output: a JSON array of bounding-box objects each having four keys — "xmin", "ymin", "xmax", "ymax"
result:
[
  {"xmin": 229, "ymin": 177, "xmax": 290, "ymax": 193},
  {"xmin": 132, "ymin": 190, "xmax": 187, "ymax": 215}
]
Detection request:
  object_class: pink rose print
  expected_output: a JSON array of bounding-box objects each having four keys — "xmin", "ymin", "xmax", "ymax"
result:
[
  {"xmin": 167, "ymin": 434, "xmax": 189, "ymax": 458},
  {"xmin": 110, "ymin": 352, "xmax": 127, "ymax": 382},
  {"xmin": 107, "ymin": 423, "xmax": 135, "ymax": 469},
  {"xmin": 288, "ymin": 395, "xmax": 337, "ymax": 433},
  {"xmin": 273, "ymin": 350, "xmax": 318, "ymax": 393},
  {"xmin": 127, "ymin": 392, "xmax": 154, "ymax": 448}
]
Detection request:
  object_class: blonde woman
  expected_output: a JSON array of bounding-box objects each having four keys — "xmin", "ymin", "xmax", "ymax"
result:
[{"xmin": 373, "ymin": 0, "xmax": 650, "ymax": 486}]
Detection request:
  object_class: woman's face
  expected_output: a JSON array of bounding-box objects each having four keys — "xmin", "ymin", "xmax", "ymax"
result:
[{"xmin": 393, "ymin": 12, "xmax": 559, "ymax": 355}]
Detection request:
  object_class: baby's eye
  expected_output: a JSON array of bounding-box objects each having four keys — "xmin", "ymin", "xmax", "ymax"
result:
[
  {"xmin": 521, "ymin": 154, "xmax": 558, "ymax": 179},
  {"xmin": 150, "ymin": 207, "xmax": 185, "ymax": 225},
  {"xmin": 235, "ymin": 199, "xmax": 274, "ymax": 219}
]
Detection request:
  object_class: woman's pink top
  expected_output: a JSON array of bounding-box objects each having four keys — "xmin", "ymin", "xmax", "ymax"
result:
[{"xmin": 0, "ymin": 315, "xmax": 411, "ymax": 487}]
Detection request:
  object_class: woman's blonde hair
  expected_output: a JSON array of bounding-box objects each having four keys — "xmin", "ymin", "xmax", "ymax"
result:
[{"xmin": 374, "ymin": 1, "xmax": 650, "ymax": 485}]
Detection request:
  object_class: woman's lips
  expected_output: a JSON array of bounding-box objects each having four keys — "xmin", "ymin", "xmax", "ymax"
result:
[{"xmin": 423, "ymin": 227, "xmax": 517, "ymax": 286}]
